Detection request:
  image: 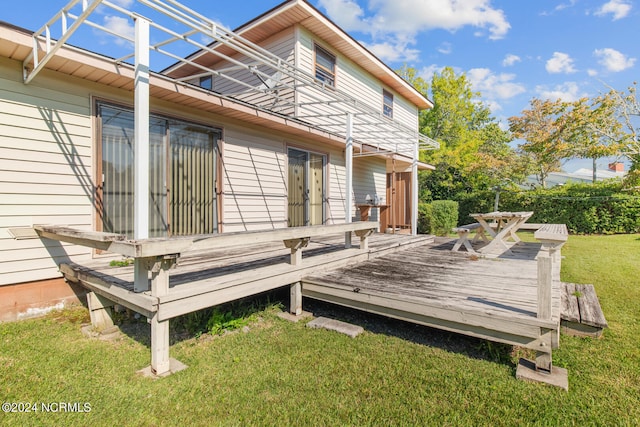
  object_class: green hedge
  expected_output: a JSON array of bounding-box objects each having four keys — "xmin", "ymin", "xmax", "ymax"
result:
[
  {"xmin": 418, "ymin": 200, "xmax": 458, "ymax": 236},
  {"xmin": 454, "ymin": 182, "xmax": 640, "ymax": 234}
]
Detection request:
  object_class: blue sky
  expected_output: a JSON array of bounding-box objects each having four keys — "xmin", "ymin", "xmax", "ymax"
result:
[{"xmin": 3, "ymin": 0, "xmax": 637, "ymax": 171}]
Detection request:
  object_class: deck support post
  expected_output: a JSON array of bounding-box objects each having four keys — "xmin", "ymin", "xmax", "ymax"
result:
[
  {"xmin": 284, "ymin": 237, "xmax": 310, "ymax": 265},
  {"xmin": 133, "ymin": 259, "xmax": 150, "ymax": 292},
  {"xmin": 148, "ymin": 255, "xmax": 178, "ymax": 376},
  {"xmin": 290, "ymin": 282, "xmax": 302, "ymax": 316},
  {"xmin": 536, "ymin": 252, "xmax": 553, "ymax": 372},
  {"xmin": 87, "ymin": 291, "xmax": 115, "ymax": 331},
  {"xmin": 355, "ymin": 228, "xmax": 374, "ymax": 251}
]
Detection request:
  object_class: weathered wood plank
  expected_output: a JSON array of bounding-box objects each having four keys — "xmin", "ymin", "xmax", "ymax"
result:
[
  {"xmin": 534, "ymin": 224, "xmax": 568, "ymax": 242},
  {"xmin": 302, "ymin": 281, "xmax": 557, "ymax": 349},
  {"xmin": 35, "ymin": 222, "xmax": 380, "ymax": 258},
  {"xmin": 158, "ymin": 248, "xmax": 371, "ymax": 321},
  {"xmin": 59, "ymin": 263, "xmax": 155, "ymax": 317},
  {"xmin": 576, "ymin": 284, "xmax": 608, "ymax": 328},
  {"xmin": 302, "ymin": 243, "xmax": 563, "ymax": 324},
  {"xmin": 537, "ymin": 255, "xmax": 553, "ymax": 320},
  {"xmin": 561, "ymin": 282, "xmax": 580, "ymax": 323}
]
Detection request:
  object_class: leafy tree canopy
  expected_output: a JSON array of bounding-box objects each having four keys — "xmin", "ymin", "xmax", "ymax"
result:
[{"xmin": 401, "ymin": 66, "xmax": 517, "ymax": 200}]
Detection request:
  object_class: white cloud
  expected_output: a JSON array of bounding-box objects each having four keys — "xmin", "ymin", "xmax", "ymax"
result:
[
  {"xmin": 535, "ymin": 82, "xmax": 586, "ymax": 102},
  {"xmin": 362, "ymin": 40, "xmax": 420, "ymax": 62},
  {"xmin": 103, "ymin": 15, "xmax": 135, "ymax": 46},
  {"xmin": 545, "ymin": 52, "xmax": 577, "ymax": 74},
  {"xmin": 418, "ymin": 64, "xmax": 443, "ymax": 83},
  {"xmin": 502, "ymin": 54, "xmax": 521, "ymax": 67},
  {"xmin": 594, "ymin": 48, "xmax": 636, "ymax": 72},
  {"xmin": 110, "ymin": 0, "xmax": 135, "ymax": 6},
  {"xmin": 594, "ymin": 0, "xmax": 632, "ymax": 20},
  {"xmin": 555, "ymin": 0, "xmax": 578, "ymax": 12},
  {"xmin": 438, "ymin": 42, "xmax": 452, "ymax": 55},
  {"xmin": 318, "ymin": 0, "xmax": 511, "ymax": 63},
  {"xmin": 467, "ymin": 68, "xmax": 526, "ymax": 100},
  {"xmin": 587, "ymin": 69, "xmax": 598, "ymax": 77},
  {"xmin": 316, "ymin": 0, "xmax": 369, "ymax": 32}
]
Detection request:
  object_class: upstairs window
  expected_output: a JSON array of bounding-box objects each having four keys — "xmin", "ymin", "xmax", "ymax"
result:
[
  {"xmin": 199, "ymin": 75, "xmax": 212, "ymax": 91},
  {"xmin": 383, "ymin": 89, "xmax": 394, "ymax": 119},
  {"xmin": 314, "ymin": 44, "xmax": 336, "ymax": 87}
]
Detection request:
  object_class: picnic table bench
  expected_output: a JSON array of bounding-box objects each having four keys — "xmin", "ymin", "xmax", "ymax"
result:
[
  {"xmin": 452, "ymin": 211, "xmax": 533, "ymax": 256},
  {"xmin": 451, "ymin": 223, "xmax": 488, "ymax": 254}
]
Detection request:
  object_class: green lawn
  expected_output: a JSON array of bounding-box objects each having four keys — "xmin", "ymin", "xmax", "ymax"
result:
[{"xmin": 1, "ymin": 234, "xmax": 639, "ymax": 426}]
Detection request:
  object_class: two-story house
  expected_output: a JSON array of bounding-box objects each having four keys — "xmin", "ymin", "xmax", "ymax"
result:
[{"xmin": 0, "ymin": 0, "xmax": 436, "ymax": 321}]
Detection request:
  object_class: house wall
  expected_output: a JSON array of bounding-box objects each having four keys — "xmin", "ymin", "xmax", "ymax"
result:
[
  {"xmin": 185, "ymin": 24, "xmax": 420, "ymax": 135},
  {"xmin": 1, "ymin": 54, "xmax": 381, "ymax": 294},
  {"xmin": 191, "ymin": 27, "xmax": 296, "ymax": 116},
  {"xmin": 0, "ymin": 56, "xmax": 95, "ymax": 287},
  {"xmin": 296, "ymin": 26, "xmax": 419, "ymax": 132},
  {"xmin": 352, "ymin": 157, "xmax": 387, "ymax": 221}
]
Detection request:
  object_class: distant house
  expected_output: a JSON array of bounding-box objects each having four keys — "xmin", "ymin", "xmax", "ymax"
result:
[
  {"xmin": 0, "ymin": 0, "xmax": 437, "ymax": 321},
  {"xmin": 524, "ymin": 162, "xmax": 626, "ymax": 188}
]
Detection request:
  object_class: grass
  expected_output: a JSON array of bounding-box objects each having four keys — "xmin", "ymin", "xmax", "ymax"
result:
[{"xmin": 1, "ymin": 234, "xmax": 639, "ymax": 426}]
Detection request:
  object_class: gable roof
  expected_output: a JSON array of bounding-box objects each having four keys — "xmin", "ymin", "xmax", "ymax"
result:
[{"xmin": 165, "ymin": 0, "xmax": 432, "ymax": 110}]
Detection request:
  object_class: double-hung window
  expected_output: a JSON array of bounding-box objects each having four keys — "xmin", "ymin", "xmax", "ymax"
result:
[
  {"xmin": 383, "ymin": 89, "xmax": 394, "ymax": 119},
  {"xmin": 97, "ymin": 101, "xmax": 222, "ymax": 238},
  {"xmin": 314, "ymin": 44, "xmax": 336, "ymax": 87}
]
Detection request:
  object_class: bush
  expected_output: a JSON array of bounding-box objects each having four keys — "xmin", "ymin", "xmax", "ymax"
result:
[
  {"xmin": 454, "ymin": 182, "xmax": 640, "ymax": 234},
  {"xmin": 428, "ymin": 200, "xmax": 459, "ymax": 236},
  {"xmin": 417, "ymin": 202, "xmax": 432, "ymax": 234}
]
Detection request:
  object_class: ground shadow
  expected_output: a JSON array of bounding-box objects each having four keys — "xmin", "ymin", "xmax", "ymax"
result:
[
  {"xmin": 303, "ymin": 296, "xmax": 517, "ymax": 368},
  {"xmin": 96, "ymin": 285, "xmax": 517, "ymax": 370}
]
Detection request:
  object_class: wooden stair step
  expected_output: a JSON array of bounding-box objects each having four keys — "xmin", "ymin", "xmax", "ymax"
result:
[{"xmin": 560, "ymin": 282, "xmax": 608, "ymax": 337}]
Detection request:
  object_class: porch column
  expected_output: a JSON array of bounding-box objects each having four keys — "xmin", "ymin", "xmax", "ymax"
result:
[
  {"xmin": 345, "ymin": 113, "xmax": 353, "ymax": 247},
  {"xmin": 411, "ymin": 138, "xmax": 418, "ymax": 235},
  {"xmin": 133, "ymin": 16, "xmax": 150, "ymax": 291}
]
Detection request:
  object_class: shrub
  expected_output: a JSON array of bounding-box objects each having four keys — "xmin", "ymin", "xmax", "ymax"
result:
[
  {"xmin": 453, "ymin": 181, "xmax": 640, "ymax": 234},
  {"xmin": 429, "ymin": 200, "xmax": 459, "ymax": 236},
  {"xmin": 417, "ymin": 202, "xmax": 432, "ymax": 234}
]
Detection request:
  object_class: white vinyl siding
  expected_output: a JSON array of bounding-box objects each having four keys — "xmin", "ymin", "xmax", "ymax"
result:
[
  {"xmin": 353, "ymin": 157, "xmax": 386, "ymax": 221},
  {"xmin": 297, "ymin": 27, "xmax": 419, "ymax": 132},
  {"xmin": 197, "ymin": 28, "xmax": 296, "ymax": 116},
  {"xmin": 221, "ymin": 127, "xmax": 288, "ymax": 232},
  {"xmin": 0, "ymin": 58, "xmax": 93, "ymax": 285}
]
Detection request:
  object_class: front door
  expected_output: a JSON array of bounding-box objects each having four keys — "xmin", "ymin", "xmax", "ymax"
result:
[{"xmin": 287, "ymin": 148, "xmax": 325, "ymax": 227}]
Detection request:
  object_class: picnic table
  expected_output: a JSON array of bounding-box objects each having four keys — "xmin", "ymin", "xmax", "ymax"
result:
[{"xmin": 453, "ymin": 211, "xmax": 533, "ymax": 255}]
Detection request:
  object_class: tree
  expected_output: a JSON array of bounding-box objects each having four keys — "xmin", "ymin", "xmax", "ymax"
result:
[
  {"xmin": 414, "ymin": 67, "xmax": 514, "ymax": 199},
  {"xmin": 565, "ymin": 96, "xmax": 623, "ymax": 182},
  {"xmin": 468, "ymin": 122, "xmax": 532, "ymax": 188},
  {"xmin": 397, "ymin": 64, "xmax": 430, "ymax": 99},
  {"xmin": 592, "ymin": 83, "xmax": 640, "ymax": 170},
  {"xmin": 509, "ymin": 98, "xmax": 572, "ymax": 188}
]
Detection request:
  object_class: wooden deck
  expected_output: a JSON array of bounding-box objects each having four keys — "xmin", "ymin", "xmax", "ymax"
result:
[
  {"xmin": 303, "ymin": 239, "xmax": 561, "ymax": 353},
  {"xmin": 39, "ymin": 224, "xmax": 565, "ymax": 379},
  {"xmin": 60, "ymin": 231, "xmax": 432, "ymax": 322}
]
